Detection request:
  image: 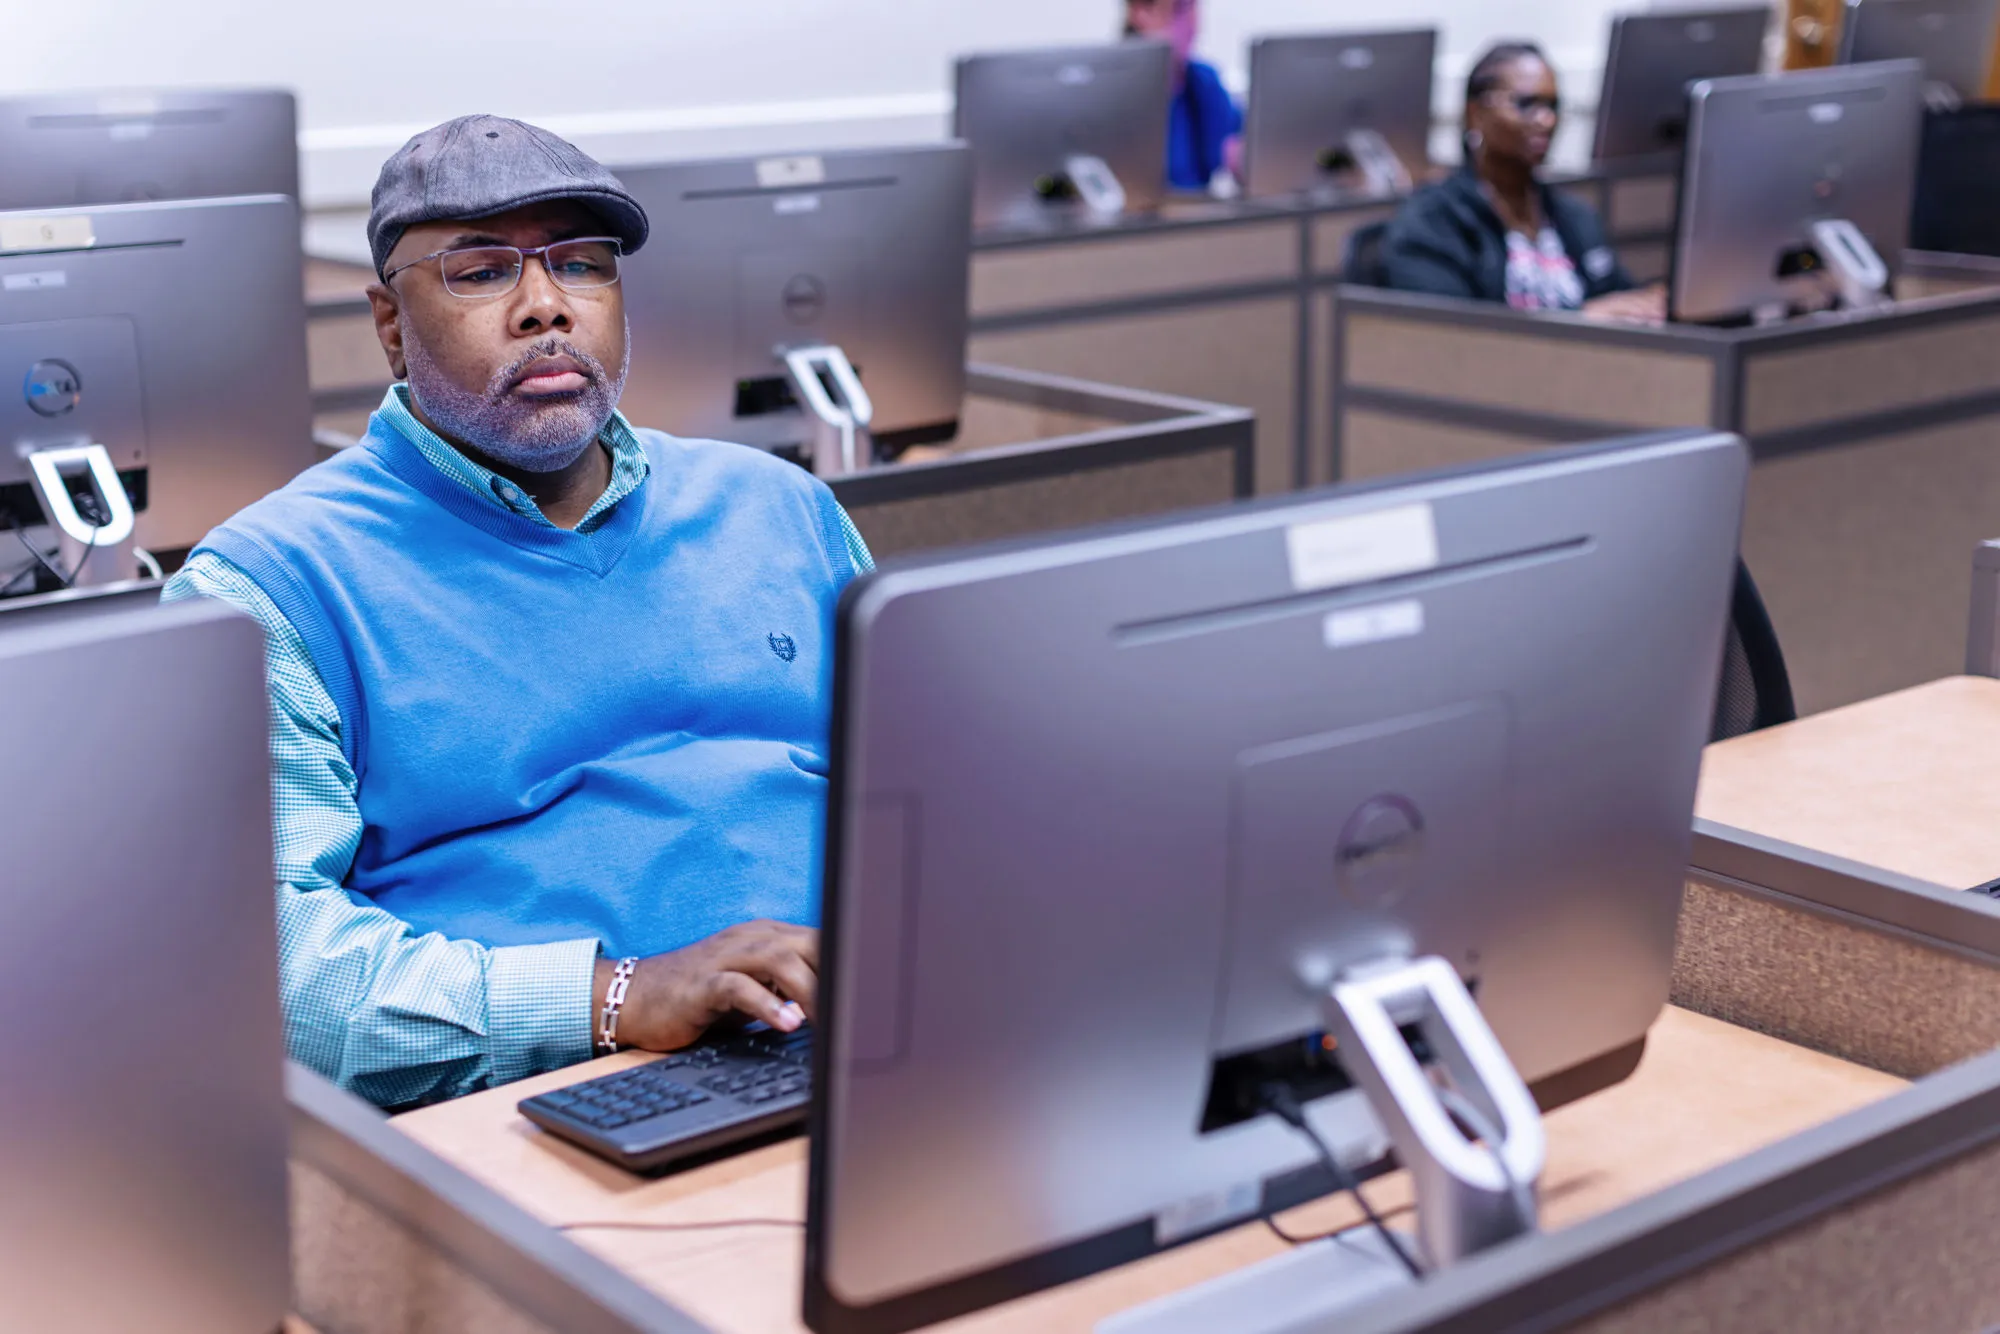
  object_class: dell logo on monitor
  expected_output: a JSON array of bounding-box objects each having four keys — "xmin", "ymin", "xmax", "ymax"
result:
[
  {"xmin": 24, "ymin": 359, "xmax": 82, "ymax": 417},
  {"xmin": 1056, "ymin": 64, "xmax": 1096, "ymax": 87},
  {"xmin": 1339, "ymin": 47, "xmax": 1377, "ymax": 70},
  {"xmin": 1808, "ymin": 102, "xmax": 1845, "ymax": 125}
]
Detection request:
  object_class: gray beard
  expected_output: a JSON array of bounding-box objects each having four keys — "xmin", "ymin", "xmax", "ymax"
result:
[{"xmin": 399, "ymin": 318, "xmax": 630, "ymax": 474}]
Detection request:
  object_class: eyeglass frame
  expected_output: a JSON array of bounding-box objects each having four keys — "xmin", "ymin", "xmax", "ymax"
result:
[
  {"xmin": 1479, "ymin": 90, "xmax": 1562, "ymax": 121},
  {"xmin": 380, "ymin": 235, "xmax": 626, "ymax": 299}
]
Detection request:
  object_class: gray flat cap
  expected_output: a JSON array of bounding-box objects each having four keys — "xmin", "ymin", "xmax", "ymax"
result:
[{"xmin": 367, "ymin": 114, "xmax": 649, "ymax": 277}]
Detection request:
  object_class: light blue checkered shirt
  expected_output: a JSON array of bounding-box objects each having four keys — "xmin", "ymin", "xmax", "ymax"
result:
[{"xmin": 165, "ymin": 386, "xmax": 872, "ymax": 1108}]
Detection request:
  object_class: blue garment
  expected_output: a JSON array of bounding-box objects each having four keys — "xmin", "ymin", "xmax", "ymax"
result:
[
  {"xmin": 192, "ymin": 414, "xmax": 857, "ymax": 966},
  {"xmin": 1167, "ymin": 60, "xmax": 1243, "ymax": 191}
]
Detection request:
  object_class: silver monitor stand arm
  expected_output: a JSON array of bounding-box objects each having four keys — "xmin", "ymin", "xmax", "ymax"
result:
[
  {"xmin": 1344, "ymin": 129, "xmax": 1415, "ymax": 197},
  {"xmin": 1062, "ymin": 154, "xmax": 1129, "ymax": 218},
  {"xmin": 25, "ymin": 443, "xmax": 139, "ymax": 587},
  {"xmin": 1100, "ymin": 955, "xmax": 1545, "ymax": 1334},
  {"xmin": 779, "ymin": 345, "xmax": 875, "ymax": 480},
  {"xmin": 1808, "ymin": 219, "xmax": 1893, "ymax": 313}
]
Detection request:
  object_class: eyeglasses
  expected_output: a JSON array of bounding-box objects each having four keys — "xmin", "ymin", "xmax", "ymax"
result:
[
  {"xmin": 382, "ymin": 236, "xmax": 623, "ymax": 299},
  {"xmin": 1484, "ymin": 91, "xmax": 1561, "ymax": 120}
]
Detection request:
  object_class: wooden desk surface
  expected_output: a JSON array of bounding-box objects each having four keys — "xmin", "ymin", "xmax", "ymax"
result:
[
  {"xmin": 394, "ymin": 1008, "xmax": 1898, "ymax": 1334},
  {"xmin": 1697, "ymin": 675, "xmax": 2000, "ymax": 890}
]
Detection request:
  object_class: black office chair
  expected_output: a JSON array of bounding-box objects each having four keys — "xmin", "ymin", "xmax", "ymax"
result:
[
  {"xmin": 1342, "ymin": 220, "xmax": 1392, "ymax": 287},
  {"xmin": 1712, "ymin": 559, "xmax": 1796, "ymax": 742}
]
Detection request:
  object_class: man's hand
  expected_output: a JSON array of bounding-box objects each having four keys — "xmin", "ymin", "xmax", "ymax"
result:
[{"xmin": 593, "ymin": 920, "xmax": 819, "ymax": 1053}]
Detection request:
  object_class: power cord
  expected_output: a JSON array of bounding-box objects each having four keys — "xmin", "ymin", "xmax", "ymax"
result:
[
  {"xmin": 64, "ymin": 491, "xmax": 107, "ymax": 587},
  {"xmin": 556, "ymin": 1217, "xmax": 803, "ymax": 1235},
  {"xmin": 1260, "ymin": 1083, "xmax": 1424, "ymax": 1280}
]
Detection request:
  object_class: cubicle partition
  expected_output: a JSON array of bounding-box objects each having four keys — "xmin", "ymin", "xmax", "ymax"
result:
[{"xmin": 1329, "ymin": 284, "xmax": 2000, "ymax": 717}]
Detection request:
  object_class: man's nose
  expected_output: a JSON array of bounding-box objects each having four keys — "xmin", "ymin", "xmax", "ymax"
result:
[{"xmin": 509, "ymin": 257, "xmax": 574, "ymax": 333}]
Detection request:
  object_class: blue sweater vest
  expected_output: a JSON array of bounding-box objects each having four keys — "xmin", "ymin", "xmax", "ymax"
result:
[{"xmin": 196, "ymin": 418, "xmax": 857, "ymax": 958}]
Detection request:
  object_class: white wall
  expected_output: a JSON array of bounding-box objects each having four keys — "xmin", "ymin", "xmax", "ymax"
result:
[{"xmin": 5, "ymin": 0, "xmax": 1683, "ymax": 210}]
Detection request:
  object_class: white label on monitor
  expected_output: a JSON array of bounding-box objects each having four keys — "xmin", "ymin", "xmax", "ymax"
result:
[
  {"xmin": 1808, "ymin": 102, "xmax": 1844, "ymax": 125},
  {"xmin": 1285, "ymin": 503, "xmax": 1438, "ymax": 592},
  {"xmin": 774, "ymin": 193, "xmax": 821, "ymax": 216},
  {"xmin": 0, "ymin": 216, "xmax": 94, "ymax": 252},
  {"xmin": 1339, "ymin": 46, "xmax": 1376, "ymax": 69},
  {"xmin": 756, "ymin": 155, "xmax": 825, "ymax": 189},
  {"xmin": 1154, "ymin": 1180, "xmax": 1260, "ymax": 1247},
  {"xmin": 1325, "ymin": 599, "xmax": 1425, "ymax": 650},
  {"xmin": 108, "ymin": 121, "xmax": 155, "ymax": 142},
  {"xmin": 2, "ymin": 270, "xmax": 65, "ymax": 291}
]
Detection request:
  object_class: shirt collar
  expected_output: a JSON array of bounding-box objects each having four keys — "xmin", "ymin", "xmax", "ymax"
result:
[{"xmin": 375, "ymin": 384, "xmax": 650, "ymax": 533}]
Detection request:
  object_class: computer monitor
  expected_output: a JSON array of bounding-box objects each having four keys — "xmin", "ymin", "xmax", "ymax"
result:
[
  {"xmin": 1911, "ymin": 104, "xmax": 2000, "ymax": 255},
  {"xmin": 953, "ymin": 42, "xmax": 1173, "ymax": 230},
  {"xmin": 1592, "ymin": 6, "xmax": 1772, "ymax": 166},
  {"xmin": 805, "ymin": 430, "xmax": 1747, "ymax": 1333},
  {"xmin": 0, "ymin": 594, "xmax": 287, "ymax": 1333},
  {"xmin": 614, "ymin": 144, "xmax": 971, "ymax": 468},
  {"xmin": 1669, "ymin": 61, "xmax": 1924, "ymax": 324},
  {"xmin": 1241, "ymin": 28, "xmax": 1438, "ymax": 199},
  {"xmin": 0, "ymin": 194, "xmax": 313, "ymax": 582},
  {"xmin": 0, "ymin": 89, "xmax": 298, "ymax": 210},
  {"xmin": 1839, "ymin": 0, "xmax": 2000, "ymax": 101}
]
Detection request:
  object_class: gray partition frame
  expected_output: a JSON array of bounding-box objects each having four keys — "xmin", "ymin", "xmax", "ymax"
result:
[
  {"xmin": 828, "ymin": 362, "xmax": 1252, "ymax": 540},
  {"xmin": 1968, "ymin": 538, "xmax": 2000, "ymax": 678}
]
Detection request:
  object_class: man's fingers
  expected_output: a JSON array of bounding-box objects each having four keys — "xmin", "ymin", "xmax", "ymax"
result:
[
  {"xmin": 768, "ymin": 955, "xmax": 820, "ymax": 1022},
  {"xmin": 711, "ymin": 971, "xmax": 804, "ymax": 1032}
]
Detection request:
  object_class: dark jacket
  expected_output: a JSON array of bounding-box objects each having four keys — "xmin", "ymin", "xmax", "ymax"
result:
[{"xmin": 1379, "ymin": 167, "xmax": 1634, "ymax": 304}]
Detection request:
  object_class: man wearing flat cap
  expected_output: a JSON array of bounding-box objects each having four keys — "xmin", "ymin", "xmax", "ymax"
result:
[{"xmin": 166, "ymin": 117, "xmax": 869, "ymax": 1107}]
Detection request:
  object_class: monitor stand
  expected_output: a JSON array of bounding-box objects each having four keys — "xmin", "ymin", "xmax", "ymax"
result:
[
  {"xmin": 1060, "ymin": 154, "xmax": 1129, "ymax": 218},
  {"xmin": 1317, "ymin": 130, "xmax": 1415, "ymax": 198},
  {"xmin": 1100, "ymin": 956, "xmax": 1546, "ymax": 1334},
  {"xmin": 27, "ymin": 443, "xmax": 139, "ymax": 586},
  {"xmin": 1807, "ymin": 219, "xmax": 1892, "ymax": 313},
  {"xmin": 778, "ymin": 344, "xmax": 875, "ymax": 480}
]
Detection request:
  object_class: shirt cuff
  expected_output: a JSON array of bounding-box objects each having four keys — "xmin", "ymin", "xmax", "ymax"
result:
[{"xmin": 485, "ymin": 937, "xmax": 600, "ymax": 1088}]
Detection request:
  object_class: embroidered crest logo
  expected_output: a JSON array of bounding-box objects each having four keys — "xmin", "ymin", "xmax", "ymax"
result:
[{"xmin": 768, "ymin": 633, "xmax": 798, "ymax": 663}]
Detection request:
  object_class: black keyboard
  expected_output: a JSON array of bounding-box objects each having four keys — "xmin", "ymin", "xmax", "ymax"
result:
[{"xmin": 518, "ymin": 1026, "xmax": 813, "ymax": 1173}]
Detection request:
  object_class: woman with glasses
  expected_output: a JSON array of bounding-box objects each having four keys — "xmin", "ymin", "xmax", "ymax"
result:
[
  {"xmin": 1124, "ymin": 0, "xmax": 1241, "ymax": 192},
  {"xmin": 1379, "ymin": 42, "xmax": 1664, "ymax": 322}
]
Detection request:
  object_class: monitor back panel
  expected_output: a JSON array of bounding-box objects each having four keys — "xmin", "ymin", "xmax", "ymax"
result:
[
  {"xmin": 1672, "ymin": 61, "xmax": 1924, "ymax": 323},
  {"xmin": 0, "ymin": 89, "xmax": 299, "ymax": 209},
  {"xmin": 0, "ymin": 597, "xmax": 286, "ymax": 1333},
  {"xmin": 1592, "ymin": 6, "xmax": 1772, "ymax": 164},
  {"xmin": 812, "ymin": 433, "xmax": 1748, "ymax": 1322},
  {"xmin": 0, "ymin": 195, "xmax": 314, "ymax": 550},
  {"xmin": 1841, "ymin": 0, "xmax": 2000, "ymax": 99},
  {"xmin": 954, "ymin": 43, "xmax": 1172, "ymax": 229},
  {"xmin": 616, "ymin": 144, "xmax": 972, "ymax": 454},
  {"xmin": 1243, "ymin": 28, "xmax": 1437, "ymax": 198}
]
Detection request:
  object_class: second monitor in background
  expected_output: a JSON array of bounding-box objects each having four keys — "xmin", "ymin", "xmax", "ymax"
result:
[
  {"xmin": 1241, "ymin": 28, "xmax": 1437, "ymax": 199},
  {"xmin": 1592, "ymin": 6, "xmax": 1772, "ymax": 166},
  {"xmin": 0, "ymin": 89, "xmax": 298, "ymax": 210},
  {"xmin": 954, "ymin": 42, "xmax": 1172, "ymax": 230},
  {"xmin": 1670, "ymin": 60, "xmax": 1924, "ymax": 324},
  {"xmin": 1839, "ymin": 0, "xmax": 2000, "ymax": 102},
  {"xmin": 614, "ymin": 144, "xmax": 971, "ymax": 475}
]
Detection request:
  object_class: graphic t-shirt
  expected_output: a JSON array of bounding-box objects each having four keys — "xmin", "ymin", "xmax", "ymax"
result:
[{"xmin": 1503, "ymin": 227, "xmax": 1587, "ymax": 312}]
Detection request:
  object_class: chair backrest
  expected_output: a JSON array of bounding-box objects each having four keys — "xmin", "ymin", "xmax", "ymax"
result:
[
  {"xmin": 1343, "ymin": 219, "xmax": 1393, "ymax": 287},
  {"xmin": 1712, "ymin": 559, "xmax": 1798, "ymax": 742}
]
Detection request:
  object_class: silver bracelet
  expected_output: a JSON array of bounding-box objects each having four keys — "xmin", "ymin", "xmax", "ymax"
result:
[{"xmin": 597, "ymin": 956, "xmax": 639, "ymax": 1055}]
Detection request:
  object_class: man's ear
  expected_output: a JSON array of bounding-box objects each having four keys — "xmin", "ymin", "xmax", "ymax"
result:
[{"xmin": 366, "ymin": 283, "xmax": 409, "ymax": 381}]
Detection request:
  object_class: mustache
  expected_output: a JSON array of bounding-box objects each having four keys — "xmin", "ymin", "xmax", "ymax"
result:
[{"xmin": 487, "ymin": 338, "xmax": 609, "ymax": 399}]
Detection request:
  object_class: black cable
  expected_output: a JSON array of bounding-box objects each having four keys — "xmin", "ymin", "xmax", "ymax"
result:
[
  {"xmin": 64, "ymin": 492, "xmax": 107, "ymax": 588},
  {"xmin": 1261, "ymin": 1083, "xmax": 1425, "ymax": 1280},
  {"xmin": 556, "ymin": 1217, "xmax": 803, "ymax": 1235},
  {"xmin": 6, "ymin": 514, "xmax": 65, "ymax": 591}
]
